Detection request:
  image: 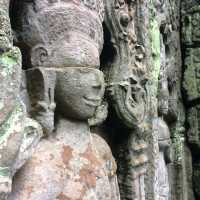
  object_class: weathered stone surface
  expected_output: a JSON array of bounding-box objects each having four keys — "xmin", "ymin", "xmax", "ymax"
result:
[
  {"xmin": 153, "ymin": 118, "xmax": 171, "ymax": 200},
  {"xmin": 9, "ymin": 1, "xmax": 120, "ymax": 198},
  {"xmin": 183, "ymin": 48, "xmax": 200, "ymax": 102},
  {"xmin": 26, "ymin": 68, "xmax": 56, "ymax": 135},
  {"xmin": 0, "ymin": 8, "xmax": 42, "ymax": 200},
  {"xmin": 13, "ymin": 0, "xmax": 104, "ymax": 69},
  {"xmin": 0, "ymin": 0, "xmax": 199, "ymax": 199},
  {"xmin": 9, "ymin": 119, "xmax": 117, "ymax": 200},
  {"xmin": 9, "ymin": 67, "xmax": 120, "ymax": 200}
]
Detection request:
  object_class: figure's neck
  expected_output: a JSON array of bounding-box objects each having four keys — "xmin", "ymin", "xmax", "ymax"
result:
[{"xmin": 54, "ymin": 117, "xmax": 91, "ymax": 147}]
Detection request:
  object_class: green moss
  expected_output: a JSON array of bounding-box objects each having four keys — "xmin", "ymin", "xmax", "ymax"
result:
[
  {"xmin": 147, "ymin": 0, "xmax": 161, "ymax": 113},
  {"xmin": 0, "ymin": 48, "xmax": 21, "ymax": 76},
  {"xmin": 150, "ymin": 19, "xmax": 161, "ymax": 82},
  {"xmin": 0, "ymin": 103, "xmax": 24, "ymax": 144},
  {"xmin": 0, "ymin": 167, "xmax": 10, "ymax": 177},
  {"xmin": 171, "ymin": 121, "xmax": 185, "ymax": 165}
]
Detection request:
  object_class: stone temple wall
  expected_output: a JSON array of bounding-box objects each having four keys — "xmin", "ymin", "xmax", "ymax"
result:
[{"xmin": 0, "ymin": 0, "xmax": 199, "ymax": 199}]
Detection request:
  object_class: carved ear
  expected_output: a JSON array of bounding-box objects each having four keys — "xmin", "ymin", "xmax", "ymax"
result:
[{"xmin": 30, "ymin": 45, "xmax": 49, "ymax": 67}]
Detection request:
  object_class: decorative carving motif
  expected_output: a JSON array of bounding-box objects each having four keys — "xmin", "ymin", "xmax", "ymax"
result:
[
  {"xmin": 103, "ymin": 0, "xmax": 148, "ymax": 199},
  {"xmin": 104, "ymin": 0, "xmax": 147, "ymax": 129},
  {"xmin": 182, "ymin": 6, "xmax": 200, "ymax": 45}
]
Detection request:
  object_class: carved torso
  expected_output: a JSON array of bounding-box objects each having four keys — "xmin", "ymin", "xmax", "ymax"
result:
[{"xmin": 9, "ymin": 119, "xmax": 118, "ymax": 200}]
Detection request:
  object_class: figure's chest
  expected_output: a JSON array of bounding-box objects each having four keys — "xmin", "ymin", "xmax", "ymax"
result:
[{"xmin": 39, "ymin": 141, "xmax": 111, "ymax": 199}]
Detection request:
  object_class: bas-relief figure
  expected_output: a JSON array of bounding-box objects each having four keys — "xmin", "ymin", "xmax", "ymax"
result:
[
  {"xmin": 7, "ymin": 0, "xmax": 121, "ymax": 199},
  {"xmin": 9, "ymin": 0, "xmax": 148, "ymax": 199},
  {"xmin": 9, "ymin": 68, "xmax": 120, "ymax": 200},
  {"xmin": 1, "ymin": 0, "xmax": 197, "ymax": 199},
  {"xmin": 0, "ymin": 0, "xmax": 149, "ymax": 199}
]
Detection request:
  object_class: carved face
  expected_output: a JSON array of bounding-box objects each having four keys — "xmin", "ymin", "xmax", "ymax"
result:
[{"xmin": 55, "ymin": 68, "xmax": 105, "ymax": 120}]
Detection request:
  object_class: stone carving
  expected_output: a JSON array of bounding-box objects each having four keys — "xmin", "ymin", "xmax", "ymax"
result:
[
  {"xmin": 182, "ymin": 2, "xmax": 200, "ymax": 200},
  {"xmin": 103, "ymin": 0, "xmax": 148, "ymax": 199},
  {"xmin": 0, "ymin": 1, "xmax": 42, "ymax": 198},
  {"xmin": 1, "ymin": 0, "xmax": 198, "ymax": 199},
  {"xmin": 9, "ymin": 68, "xmax": 120, "ymax": 200},
  {"xmin": 26, "ymin": 68, "xmax": 56, "ymax": 135},
  {"xmin": 183, "ymin": 48, "xmax": 200, "ymax": 102},
  {"xmin": 187, "ymin": 106, "xmax": 200, "ymax": 147},
  {"xmin": 12, "ymin": 0, "xmax": 104, "ymax": 69},
  {"xmin": 153, "ymin": 118, "xmax": 171, "ymax": 200},
  {"xmin": 8, "ymin": 0, "xmax": 120, "ymax": 199},
  {"xmin": 182, "ymin": 5, "xmax": 200, "ymax": 102}
]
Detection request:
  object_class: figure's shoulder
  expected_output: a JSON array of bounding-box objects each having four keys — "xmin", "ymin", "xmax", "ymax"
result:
[
  {"xmin": 91, "ymin": 133, "xmax": 117, "ymax": 175},
  {"xmin": 91, "ymin": 134, "xmax": 112, "ymax": 157}
]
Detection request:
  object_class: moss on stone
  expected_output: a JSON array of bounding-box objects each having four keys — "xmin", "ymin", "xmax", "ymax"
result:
[
  {"xmin": 0, "ymin": 47, "xmax": 21, "ymax": 76},
  {"xmin": 0, "ymin": 102, "xmax": 24, "ymax": 144},
  {"xmin": 147, "ymin": 0, "xmax": 161, "ymax": 114}
]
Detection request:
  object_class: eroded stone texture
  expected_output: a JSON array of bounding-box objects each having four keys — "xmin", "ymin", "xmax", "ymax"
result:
[
  {"xmin": 0, "ymin": 1, "xmax": 42, "ymax": 199},
  {"xmin": 8, "ymin": 0, "xmax": 121, "ymax": 199},
  {"xmin": 182, "ymin": 2, "xmax": 200, "ymax": 199},
  {"xmin": 1, "ymin": 0, "xmax": 198, "ymax": 199},
  {"xmin": 26, "ymin": 68, "xmax": 56, "ymax": 135},
  {"xmin": 153, "ymin": 118, "xmax": 171, "ymax": 200},
  {"xmin": 13, "ymin": 0, "xmax": 104, "ymax": 69},
  {"xmin": 103, "ymin": 0, "xmax": 149, "ymax": 199},
  {"xmin": 9, "ymin": 68, "xmax": 120, "ymax": 200}
]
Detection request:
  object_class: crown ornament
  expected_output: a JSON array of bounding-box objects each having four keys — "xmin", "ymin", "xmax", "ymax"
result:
[
  {"xmin": 18, "ymin": 0, "xmax": 104, "ymax": 51},
  {"xmin": 31, "ymin": 0, "xmax": 105, "ymax": 22}
]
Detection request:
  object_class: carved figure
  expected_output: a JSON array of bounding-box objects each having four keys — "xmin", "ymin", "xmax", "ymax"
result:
[
  {"xmin": 153, "ymin": 118, "xmax": 171, "ymax": 200},
  {"xmin": 8, "ymin": 0, "xmax": 120, "ymax": 199},
  {"xmin": 9, "ymin": 68, "xmax": 120, "ymax": 200}
]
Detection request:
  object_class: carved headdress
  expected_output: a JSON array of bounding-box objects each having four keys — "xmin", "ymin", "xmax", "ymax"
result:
[{"xmin": 13, "ymin": 0, "xmax": 105, "ymax": 68}]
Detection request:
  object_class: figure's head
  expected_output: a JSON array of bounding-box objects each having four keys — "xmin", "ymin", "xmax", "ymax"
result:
[
  {"xmin": 55, "ymin": 68, "xmax": 105, "ymax": 120},
  {"xmin": 14, "ymin": 0, "xmax": 104, "ymax": 68}
]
